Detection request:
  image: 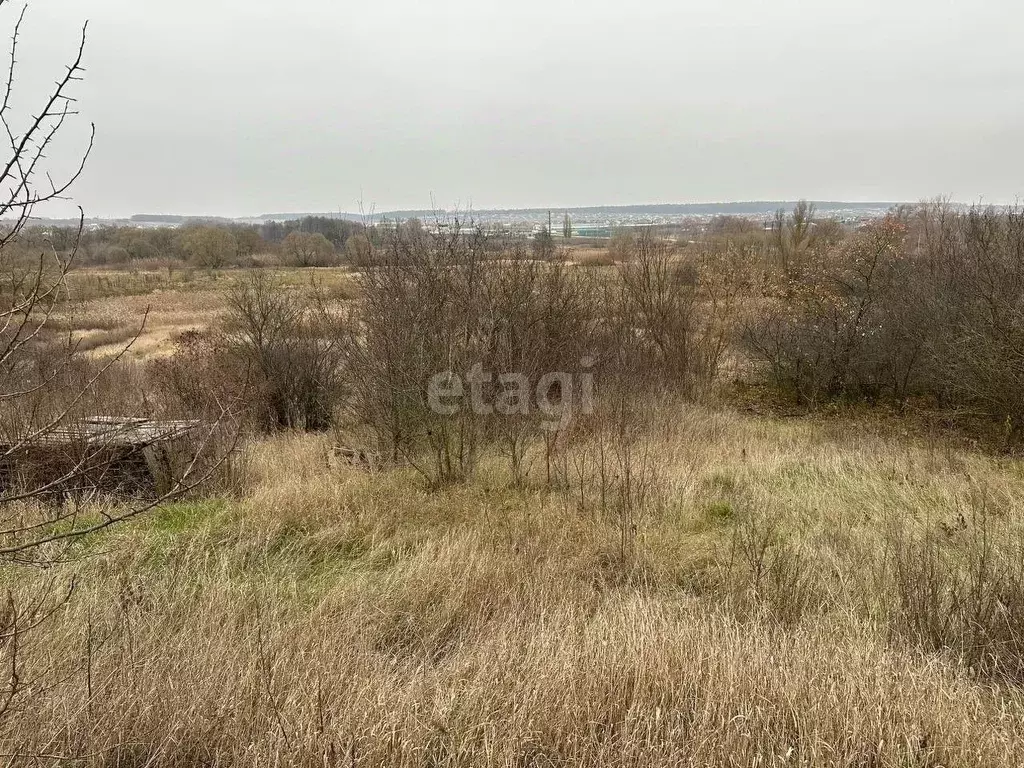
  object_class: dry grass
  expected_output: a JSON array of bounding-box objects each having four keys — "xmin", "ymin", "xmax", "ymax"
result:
[
  {"xmin": 55, "ymin": 267, "xmax": 358, "ymax": 359},
  {"xmin": 4, "ymin": 407, "xmax": 1024, "ymax": 766},
  {"xmin": 565, "ymin": 246, "xmax": 615, "ymax": 267}
]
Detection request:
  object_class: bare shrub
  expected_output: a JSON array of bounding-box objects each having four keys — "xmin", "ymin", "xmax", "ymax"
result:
[
  {"xmin": 565, "ymin": 393, "xmax": 666, "ymax": 570},
  {"xmin": 531, "ymin": 226, "xmax": 556, "ymax": 260},
  {"xmin": 770, "ymin": 200, "xmax": 815, "ymax": 275},
  {"xmin": 223, "ymin": 272, "xmax": 347, "ymax": 433},
  {"xmin": 480, "ymin": 258, "xmax": 597, "ymax": 484},
  {"xmin": 342, "ymin": 222, "xmax": 744, "ymax": 486},
  {"xmin": 707, "ymin": 215, "xmax": 759, "ymax": 237},
  {"xmin": 607, "ymin": 230, "xmax": 635, "ymax": 263},
  {"xmin": 343, "ymin": 220, "xmax": 493, "ymax": 484},
  {"xmin": 607, "ymin": 229, "xmax": 736, "ymax": 398},
  {"xmin": 149, "ymin": 331, "xmax": 249, "ymax": 422},
  {"xmin": 745, "ymin": 204, "xmax": 1024, "ymax": 431},
  {"xmin": 179, "ymin": 225, "xmax": 238, "ymax": 270},
  {"xmin": 920, "ymin": 206, "xmax": 1024, "ymax": 433},
  {"xmin": 743, "ymin": 217, "xmax": 925, "ymax": 403},
  {"xmin": 728, "ymin": 502, "xmax": 823, "ymax": 626},
  {"xmin": 344, "ymin": 233, "xmax": 373, "ymax": 266},
  {"xmin": 344, "ymin": 221, "xmax": 599, "ymax": 486},
  {"xmin": 148, "ymin": 274, "xmax": 348, "ymax": 436}
]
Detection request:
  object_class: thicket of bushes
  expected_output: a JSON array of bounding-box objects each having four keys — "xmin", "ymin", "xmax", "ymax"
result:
[
  {"xmin": 743, "ymin": 204, "xmax": 1024, "ymax": 436},
  {"xmin": 146, "ymin": 202, "xmax": 1024, "ymax": 490},
  {"xmin": 150, "ymin": 276, "xmax": 347, "ymax": 435},
  {"xmin": 151, "ymin": 222, "xmax": 735, "ymax": 486}
]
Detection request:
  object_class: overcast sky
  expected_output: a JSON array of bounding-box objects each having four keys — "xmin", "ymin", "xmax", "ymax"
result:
[{"xmin": 15, "ymin": 0, "xmax": 1024, "ymax": 217}]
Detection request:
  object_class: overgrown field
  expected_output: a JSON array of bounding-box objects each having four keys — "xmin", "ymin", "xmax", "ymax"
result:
[
  {"xmin": 5, "ymin": 406, "xmax": 1024, "ymax": 766},
  {"xmin": 57, "ymin": 267, "xmax": 358, "ymax": 359},
  {"xmin": 7, "ymin": 207, "xmax": 1024, "ymax": 766}
]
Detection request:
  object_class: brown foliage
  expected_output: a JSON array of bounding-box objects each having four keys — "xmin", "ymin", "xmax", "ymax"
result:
[{"xmin": 744, "ymin": 205, "xmax": 1024, "ymax": 435}]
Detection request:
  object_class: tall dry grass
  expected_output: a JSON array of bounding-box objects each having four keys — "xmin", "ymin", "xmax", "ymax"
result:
[{"xmin": 3, "ymin": 408, "xmax": 1024, "ymax": 766}]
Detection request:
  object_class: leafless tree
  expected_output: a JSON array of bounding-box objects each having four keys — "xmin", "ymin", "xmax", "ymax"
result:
[
  {"xmin": 343, "ymin": 216, "xmax": 492, "ymax": 485},
  {"xmin": 0, "ymin": 3, "xmax": 236, "ymax": 742},
  {"xmin": 612, "ymin": 229, "xmax": 734, "ymax": 398},
  {"xmin": 481, "ymin": 256, "xmax": 596, "ymax": 485},
  {"xmin": 921, "ymin": 205, "xmax": 1024, "ymax": 435}
]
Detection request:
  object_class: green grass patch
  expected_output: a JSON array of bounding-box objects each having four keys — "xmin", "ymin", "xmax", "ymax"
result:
[
  {"xmin": 703, "ymin": 500, "xmax": 736, "ymax": 525},
  {"xmin": 149, "ymin": 499, "xmax": 229, "ymax": 535}
]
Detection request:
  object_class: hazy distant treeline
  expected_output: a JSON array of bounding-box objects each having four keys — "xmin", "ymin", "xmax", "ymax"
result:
[{"xmin": 21, "ymin": 216, "xmax": 370, "ymax": 269}]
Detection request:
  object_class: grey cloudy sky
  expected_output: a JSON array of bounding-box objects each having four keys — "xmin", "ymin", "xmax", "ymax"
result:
[{"xmin": 17, "ymin": 0, "xmax": 1024, "ymax": 217}]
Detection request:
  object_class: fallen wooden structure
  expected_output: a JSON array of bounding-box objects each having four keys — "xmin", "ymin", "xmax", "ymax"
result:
[{"xmin": 0, "ymin": 417, "xmax": 201, "ymax": 499}]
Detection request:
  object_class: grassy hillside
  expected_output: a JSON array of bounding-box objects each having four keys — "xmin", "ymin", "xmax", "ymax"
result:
[{"xmin": 7, "ymin": 405, "xmax": 1024, "ymax": 766}]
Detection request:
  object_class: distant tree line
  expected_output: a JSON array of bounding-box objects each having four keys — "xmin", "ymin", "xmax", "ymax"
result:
[{"xmin": 18, "ymin": 215, "xmax": 377, "ymax": 270}]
